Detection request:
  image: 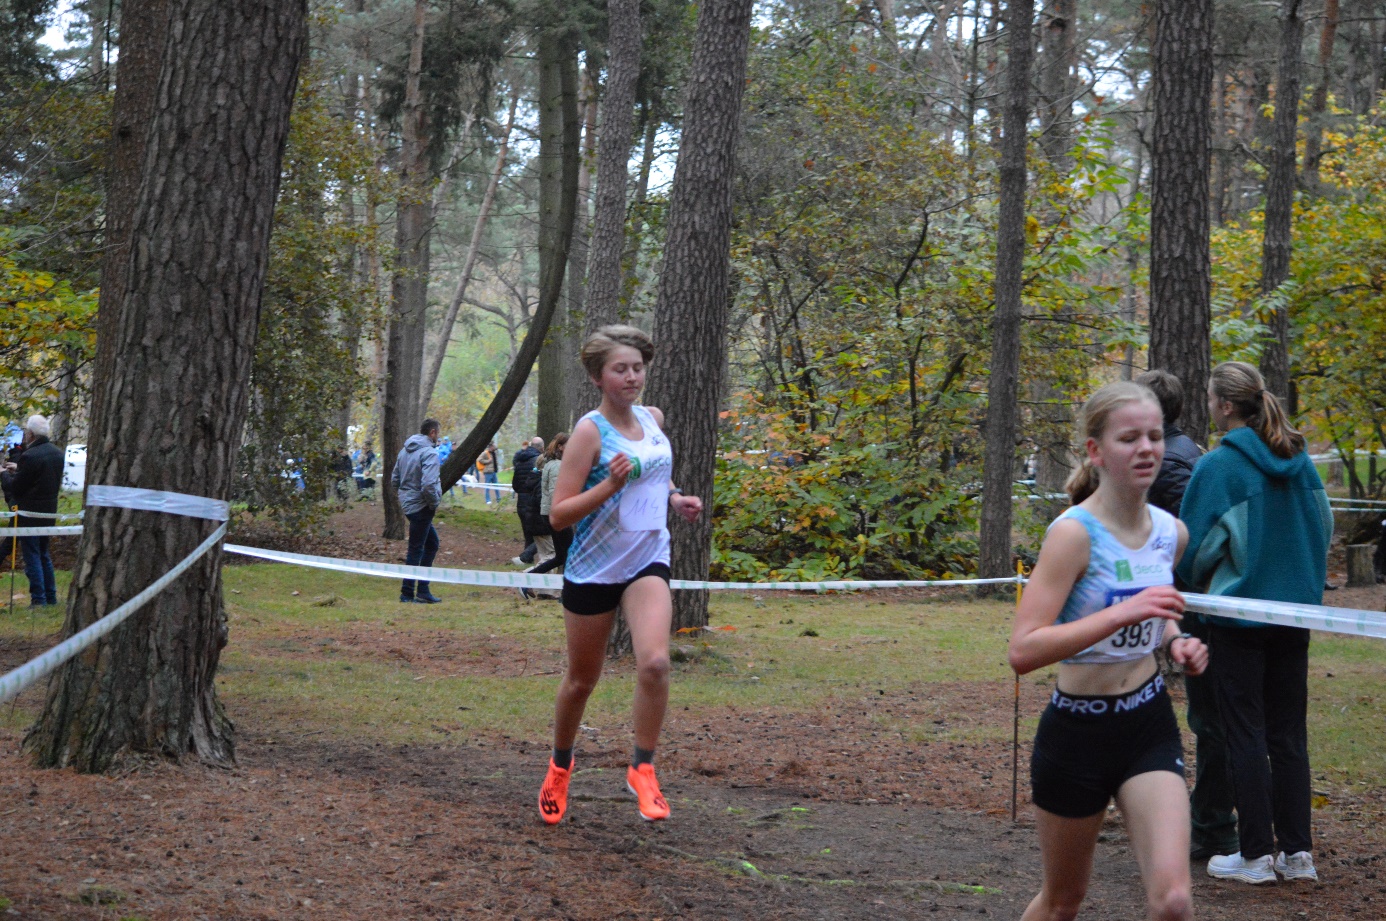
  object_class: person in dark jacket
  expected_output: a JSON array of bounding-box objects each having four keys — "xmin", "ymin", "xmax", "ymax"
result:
[
  {"xmin": 391, "ymin": 419, "xmax": 444, "ymax": 604},
  {"xmin": 3, "ymin": 415, "xmax": 64, "ymax": 606},
  {"xmin": 1179, "ymin": 361, "xmax": 1332, "ymax": 885},
  {"xmin": 511, "ymin": 436, "xmax": 546, "ymax": 565},
  {"xmin": 1136, "ymin": 369, "xmax": 1235, "ymax": 860}
]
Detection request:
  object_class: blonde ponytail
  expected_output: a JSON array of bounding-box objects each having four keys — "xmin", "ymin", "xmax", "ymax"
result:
[
  {"xmin": 1065, "ymin": 458, "xmax": 1101, "ymax": 504},
  {"xmin": 1210, "ymin": 362, "xmax": 1306, "ymax": 459}
]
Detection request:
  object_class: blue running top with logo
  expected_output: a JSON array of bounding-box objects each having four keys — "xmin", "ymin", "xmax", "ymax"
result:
[
  {"xmin": 566, "ymin": 405, "xmax": 674, "ymax": 584},
  {"xmin": 1049, "ymin": 505, "xmax": 1178, "ymax": 665}
]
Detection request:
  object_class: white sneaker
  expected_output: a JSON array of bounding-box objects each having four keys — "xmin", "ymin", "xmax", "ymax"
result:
[
  {"xmin": 1274, "ymin": 851, "xmax": 1318, "ymax": 881},
  {"xmin": 1207, "ymin": 853, "xmax": 1277, "ymax": 884}
]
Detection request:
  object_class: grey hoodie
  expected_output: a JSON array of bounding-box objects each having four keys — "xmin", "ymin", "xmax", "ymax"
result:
[{"xmin": 391, "ymin": 434, "xmax": 441, "ymax": 515}]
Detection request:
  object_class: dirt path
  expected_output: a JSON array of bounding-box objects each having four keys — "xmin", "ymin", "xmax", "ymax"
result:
[{"xmin": 2, "ymin": 702, "xmax": 1383, "ymax": 920}]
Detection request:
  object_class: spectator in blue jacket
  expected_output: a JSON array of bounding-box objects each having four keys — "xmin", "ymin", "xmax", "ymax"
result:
[
  {"xmin": 1178, "ymin": 361, "xmax": 1331, "ymax": 886},
  {"xmin": 391, "ymin": 419, "xmax": 444, "ymax": 604}
]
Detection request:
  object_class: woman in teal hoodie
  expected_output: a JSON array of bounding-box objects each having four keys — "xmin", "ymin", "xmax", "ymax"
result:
[{"xmin": 1177, "ymin": 361, "xmax": 1332, "ymax": 885}]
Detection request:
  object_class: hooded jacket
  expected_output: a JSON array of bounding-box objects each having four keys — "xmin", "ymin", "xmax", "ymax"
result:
[
  {"xmin": 391, "ymin": 434, "xmax": 441, "ymax": 515},
  {"xmin": 1176, "ymin": 426, "xmax": 1332, "ymax": 627}
]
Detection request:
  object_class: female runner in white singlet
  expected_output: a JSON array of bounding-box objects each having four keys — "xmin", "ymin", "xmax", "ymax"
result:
[
  {"xmin": 536, "ymin": 325, "xmax": 703, "ymax": 826},
  {"xmin": 1010, "ymin": 382, "xmax": 1209, "ymax": 921}
]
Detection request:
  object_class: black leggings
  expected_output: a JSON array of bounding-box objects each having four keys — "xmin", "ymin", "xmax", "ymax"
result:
[{"xmin": 529, "ymin": 526, "xmax": 572, "ymax": 575}]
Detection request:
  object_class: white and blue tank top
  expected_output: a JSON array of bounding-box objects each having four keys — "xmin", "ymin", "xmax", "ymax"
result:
[
  {"xmin": 566, "ymin": 405, "xmax": 674, "ymax": 584},
  {"xmin": 1051, "ymin": 505, "xmax": 1178, "ymax": 665}
]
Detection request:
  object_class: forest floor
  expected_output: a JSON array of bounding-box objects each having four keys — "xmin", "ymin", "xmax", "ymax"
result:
[{"xmin": 0, "ymin": 497, "xmax": 1382, "ymax": 920}]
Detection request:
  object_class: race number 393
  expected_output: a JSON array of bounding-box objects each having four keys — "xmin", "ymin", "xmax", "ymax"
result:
[{"xmin": 1104, "ymin": 585, "xmax": 1161, "ymax": 651}]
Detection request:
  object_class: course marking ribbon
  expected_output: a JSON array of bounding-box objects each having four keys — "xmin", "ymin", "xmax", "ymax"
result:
[
  {"xmin": 221, "ymin": 543, "xmax": 1024, "ymax": 592},
  {"xmin": 86, "ymin": 485, "xmax": 230, "ymax": 522},
  {"xmin": 0, "ymin": 523, "xmax": 228, "ymax": 704}
]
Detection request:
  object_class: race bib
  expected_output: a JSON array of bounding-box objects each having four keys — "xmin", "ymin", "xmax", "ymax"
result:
[
  {"xmin": 618, "ymin": 479, "xmax": 667, "ymax": 531},
  {"xmin": 1092, "ymin": 585, "xmax": 1165, "ymax": 657}
]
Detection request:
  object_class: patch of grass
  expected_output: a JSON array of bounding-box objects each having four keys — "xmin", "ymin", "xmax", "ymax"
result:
[{"xmin": 4, "ymin": 552, "xmax": 1383, "ymax": 788}]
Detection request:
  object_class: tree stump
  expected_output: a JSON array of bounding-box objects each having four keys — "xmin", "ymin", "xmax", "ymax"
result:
[{"xmin": 1346, "ymin": 544, "xmax": 1375, "ymax": 587}]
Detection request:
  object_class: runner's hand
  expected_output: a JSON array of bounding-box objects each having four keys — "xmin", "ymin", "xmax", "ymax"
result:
[
  {"xmin": 671, "ymin": 494, "xmax": 702, "ymax": 523},
  {"xmin": 607, "ymin": 452, "xmax": 633, "ymax": 489},
  {"xmin": 1170, "ymin": 635, "xmax": 1209, "ymax": 676},
  {"xmin": 1112, "ymin": 585, "xmax": 1185, "ymax": 627}
]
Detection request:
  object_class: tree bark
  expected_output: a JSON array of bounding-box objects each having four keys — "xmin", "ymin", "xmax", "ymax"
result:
[
  {"xmin": 1149, "ymin": 0, "xmax": 1214, "ymax": 446},
  {"xmin": 535, "ymin": 27, "xmax": 581, "ymax": 441},
  {"xmin": 563, "ymin": 62, "xmax": 599, "ymax": 426},
  {"xmin": 978, "ymin": 0, "xmax": 1034, "ymax": 585},
  {"xmin": 25, "ymin": 0, "xmax": 308, "ymax": 772},
  {"xmin": 1301, "ymin": 0, "xmax": 1339, "ymax": 190},
  {"xmin": 1032, "ymin": 0, "xmax": 1077, "ymax": 497},
  {"xmin": 86, "ymin": 0, "xmax": 168, "ymax": 475},
  {"xmin": 1258, "ymin": 0, "xmax": 1304, "ymax": 402},
  {"xmin": 381, "ymin": 0, "xmax": 431, "ymax": 540},
  {"xmin": 418, "ymin": 87, "xmax": 519, "ymax": 417},
  {"xmin": 585, "ymin": 0, "xmax": 642, "ymax": 332},
  {"xmin": 642, "ymin": 0, "xmax": 755, "ymax": 632}
]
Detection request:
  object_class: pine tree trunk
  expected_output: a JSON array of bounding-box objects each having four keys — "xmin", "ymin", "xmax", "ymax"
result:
[
  {"xmin": 978, "ymin": 0, "xmax": 1034, "ymax": 585},
  {"xmin": 642, "ymin": 0, "xmax": 755, "ymax": 633},
  {"xmin": 86, "ymin": 0, "xmax": 168, "ymax": 472},
  {"xmin": 1032, "ymin": 0, "xmax": 1077, "ymax": 497},
  {"xmin": 1301, "ymin": 0, "xmax": 1340, "ymax": 190},
  {"xmin": 535, "ymin": 27, "xmax": 580, "ymax": 441},
  {"xmin": 585, "ymin": 0, "xmax": 642, "ymax": 332},
  {"xmin": 1149, "ymin": 0, "xmax": 1214, "ymax": 446},
  {"xmin": 1258, "ymin": 0, "xmax": 1304, "ymax": 402},
  {"xmin": 381, "ymin": 0, "xmax": 430, "ymax": 540},
  {"xmin": 25, "ymin": 0, "xmax": 308, "ymax": 773}
]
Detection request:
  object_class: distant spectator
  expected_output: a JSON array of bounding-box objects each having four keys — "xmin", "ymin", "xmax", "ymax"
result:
[
  {"xmin": 512, "ymin": 436, "xmax": 546, "ymax": 565},
  {"xmin": 479, "ymin": 441, "xmax": 500, "ymax": 505},
  {"xmin": 2, "ymin": 415, "xmax": 64, "ymax": 606},
  {"xmin": 520, "ymin": 432, "xmax": 570, "ymax": 601},
  {"xmin": 436, "ymin": 436, "xmax": 454, "ymax": 504},
  {"xmin": 391, "ymin": 419, "xmax": 444, "ymax": 604}
]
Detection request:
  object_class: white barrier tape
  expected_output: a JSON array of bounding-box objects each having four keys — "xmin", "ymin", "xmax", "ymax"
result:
[
  {"xmin": 225, "ymin": 543, "xmax": 563, "ymax": 588},
  {"xmin": 223, "ymin": 543, "xmax": 1024, "ymax": 591},
  {"xmin": 86, "ymin": 485, "xmax": 229, "ymax": 522},
  {"xmin": 1186, "ymin": 592, "xmax": 1386, "ymax": 640},
  {"xmin": 0, "ymin": 510, "xmax": 83, "ymax": 520},
  {"xmin": 5, "ymin": 526, "xmax": 83, "ymax": 537},
  {"xmin": 0, "ymin": 523, "xmax": 228, "ymax": 704}
]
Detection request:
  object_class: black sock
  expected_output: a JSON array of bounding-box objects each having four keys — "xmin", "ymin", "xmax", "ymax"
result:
[
  {"xmin": 552, "ymin": 748, "xmax": 573, "ymax": 770},
  {"xmin": 632, "ymin": 746, "xmax": 655, "ymax": 768}
]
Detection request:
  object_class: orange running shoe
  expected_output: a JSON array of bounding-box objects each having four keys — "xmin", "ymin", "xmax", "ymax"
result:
[
  {"xmin": 538, "ymin": 759, "xmax": 571, "ymax": 825},
  {"xmin": 626, "ymin": 763, "xmax": 671, "ymax": 821}
]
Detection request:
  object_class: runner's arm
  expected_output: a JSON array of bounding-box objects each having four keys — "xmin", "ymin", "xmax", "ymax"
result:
[{"xmin": 549, "ymin": 418, "xmax": 630, "ymax": 531}]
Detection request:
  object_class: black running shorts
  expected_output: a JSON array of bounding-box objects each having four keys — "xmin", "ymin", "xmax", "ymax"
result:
[
  {"xmin": 1029, "ymin": 673, "xmax": 1185, "ymax": 818},
  {"xmin": 561, "ymin": 562, "xmax": 671, "ymax": 616}
]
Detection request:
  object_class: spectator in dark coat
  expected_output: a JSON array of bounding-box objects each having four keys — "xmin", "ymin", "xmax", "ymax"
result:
[
  {"xmin": 2, "ymin": 415, "xmax": 64, "ymax": 606},
  {"xmin": 511, "ymin": 436, "xmax": 546, "ymax": 565},
  {"xmin": 1135, "ymin": 370, "xmax": 1203, "ymax": 518},
  {"xmin": 1135, "ymin": 369, "xmax": 1236, "ymax": 860}
]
